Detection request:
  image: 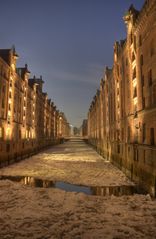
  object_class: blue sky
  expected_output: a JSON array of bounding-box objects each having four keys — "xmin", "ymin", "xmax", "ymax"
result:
[{"xmin": 0, "ymin": 0, "xmax": 144, "ymax": 127}]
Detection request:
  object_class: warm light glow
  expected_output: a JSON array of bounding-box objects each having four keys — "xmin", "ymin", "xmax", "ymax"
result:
[
  {"xmin": 133, "ymin": 78, "xmax": 137, "ymax": 87},
  {"xmin": 32, "ymin": 130, "xmax": 35, "ymax": 138},
  {"xmin": 0, "ymin": 127, "xmax": 2, "ymax": 138},
  {"xmin": 132, "ymin": 59, "xmax": 136, "ymax": 68},
  {"xmin": 26, "ymin": 130, "xmax": 28, "ymax": 138},
  {"xmin": 6, "ymin": 127, "xmax": 11, "ymax": 139},
  {"xmin": 11, "ymin": 63, "xmax": 15, "ymax": 71},
  {"xmin": 133, "ymin": 97, "xmax": 138, "ymax": 105}
]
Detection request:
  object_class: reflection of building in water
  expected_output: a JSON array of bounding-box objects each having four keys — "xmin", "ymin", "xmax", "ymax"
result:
[
  {"xmin": 91, "ymin": 185, "xmax": 135, "ymax": 196},
  {"xmin": 88, "ymin": 0, "xmax": 156, "ymax": 197},
  {"xmin": 21, "ymin": 177, "xmax": 54, "ymax": 188}
]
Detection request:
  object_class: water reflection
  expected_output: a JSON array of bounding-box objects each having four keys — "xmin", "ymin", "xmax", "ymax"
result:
[
  {"xmin": 0, "ymin": 175, "xmax": 136, "ymax": 196},
  {"xmin": 91, "ymin": 185, "xmax": 135, "ymax": 196}
]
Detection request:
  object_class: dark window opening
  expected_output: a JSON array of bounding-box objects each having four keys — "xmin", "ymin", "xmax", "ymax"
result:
[
  {"xmin": 150, "ymin": 128, "xmax": 155, "ymax": 145},
  {"xmin": 148, "ymin": 69, "xmax": 152, "ymax": 86},
  {"xmin": 134, "ymin": 148, "xmax": 138, "ymax": 161},
  {"xmin": 141, "ymin": 75, "xmax": 144, "ymax": 87},
  {"xmin": 133, "ymin": 67, "xmax": 136, "ymax": 79},
  {"xmin": 140, "ymin": 54, "xmax": 143, "ymax": 66},
  {"xmin": 117, "ymin": 144, "xmax": 120, "ymax": 154},
  {"xmin": 133, "ymin": 87, "xmax": 137, "ymax": 98}
]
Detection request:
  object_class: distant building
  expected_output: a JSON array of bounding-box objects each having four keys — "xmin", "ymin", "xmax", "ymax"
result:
[
  {"xmin": 73, "ymin": 127, "xmax": 80, "ymax": 136},
  {"xmin": 0, "ymin": 46, "xmax": 70, "ymax": 165},
  {"xmin": 58, "ymin": 112, "xmax": 70, "ymax": 139},
  {"xmin": 88, "ymin": 0, "xmax": 156, "ymax": 196},
  {"xmin": 80, "ymin": 119, "xmax": 88, "ymax": 138}
]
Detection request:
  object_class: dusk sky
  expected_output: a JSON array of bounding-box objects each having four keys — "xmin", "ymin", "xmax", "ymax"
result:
[{"xmin": 0, "ymin": 0, "xmax": 144, "ymax": 127}]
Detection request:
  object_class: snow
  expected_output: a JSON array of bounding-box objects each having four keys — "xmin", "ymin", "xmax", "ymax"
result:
[
  {"xmin": 0, "ymin": 138, "xmax": 156, "ymax": 239},
  {"xmin": 0, "ymin": 139, "xmax": 133, "ymax": 187}
]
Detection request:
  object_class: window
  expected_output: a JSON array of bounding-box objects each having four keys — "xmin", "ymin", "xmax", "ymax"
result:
[
  {"xmin": 148, "ymin": 69, "xmax": 152, "ymax": 86},
  {"xmin": 150, "ymin": 128, "xmax": 155, "ymax": 145},
  {"xmin": 140, "ymin": 54, "xmax": 143, "ymax": 66},
  {"xmin": 117, "ymin": 65, "xmax": 119, "ymax": 77},
  {"xmin": 2, "ymin": 85, "xmax": 5, "ymax": 93},
  {"xmin": 117, "ymin": 130, "xmax": 120, "ymax": 141},
  {"xmin": 2, "ymin": 99, "xmax": 5, "ymax": 109},
  {"xmin": 133, "ymin": 87, "xmax": 137, "ymax": 98},
  {"xmin": 134, "ymin": 36, "xmax": 136, "ymax": 50},
  {"xmin": 139, "ymin": 35, "xmax": 142, "ymax": 46},
  {"xmin": 142, "ymin": 123, "xmax": 146, "ymax": 143},
  {"xmin": 132, "ymin": 52, "xmax": 135, "ymax": 62},
  {"xmin": 10, "ymin": 81, "xmax": 12, "ymax": 87},
  {"xmin": 134, "ymin": 147, "xmax": 138, "ymax": 161},
  {"xmin": 0, "ymin": 127, "xmax": 3, "ymax": 139},
  {"xmin": 117, "ymin": 144, "xmax": 120, "ymax": 154},
  {"xmin": 133, "ymin": 67, "xmax": 136, "ymax": 79},
  {"xmin": 7, "ymin": 116, "xmax": 11, "ymax": 124},
  {"xmin": 19, "ymin": 130, "xmax": 21, "ymax": 139}
]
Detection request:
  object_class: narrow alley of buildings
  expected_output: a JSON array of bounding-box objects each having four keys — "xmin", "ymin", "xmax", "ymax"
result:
[{"xmin": 0, "ymin": 138, "xmax": 156, "ymax": 239}]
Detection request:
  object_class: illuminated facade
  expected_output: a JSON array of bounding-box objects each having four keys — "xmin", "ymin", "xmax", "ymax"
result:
[
  {"xmin": 80, "ymin": 119, "xmax": 88, "ymax": 138},
  {"xmin": 58, "ymin": 112, "xmax": 70, "ymax": 139},
  {"xmin": 0, "ymin": 47, "xmax": 70, "ymax": 165},
  {"xmin": 88, "ymin": 0, "xmax": 156, "ymax": 196}
]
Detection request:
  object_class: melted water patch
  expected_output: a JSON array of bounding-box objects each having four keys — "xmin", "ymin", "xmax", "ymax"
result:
[{"xmin": 0, "ymin": 175, "xmax": 136, "ymax": 196}]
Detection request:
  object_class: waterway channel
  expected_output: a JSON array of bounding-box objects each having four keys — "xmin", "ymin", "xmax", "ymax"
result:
[{"xmin": 0, "ymin": 175, "xmax": 140, "ymax": 196}]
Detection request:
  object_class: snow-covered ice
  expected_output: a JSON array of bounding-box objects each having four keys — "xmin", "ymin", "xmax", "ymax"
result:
[
  {"xmin": 0, "ymin": 138, "xmax": 133, "ymax": 187},
  {"xmin": 0, "ymin": 138, "xmax": 156, "ymax": 239}
]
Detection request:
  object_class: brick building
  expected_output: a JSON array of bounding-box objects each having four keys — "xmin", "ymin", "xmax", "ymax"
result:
[
  {"xmin": 88, "ymin": 0, "xmax": 156, "ymax": 196},
  {"xmin": 0, "ymin": 46, "xmax": 70, "ymax": 166}
]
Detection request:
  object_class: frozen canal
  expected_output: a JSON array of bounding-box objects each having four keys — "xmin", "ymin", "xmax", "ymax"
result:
[{"xmin": 0, "ymin": 138, "xmax": 156, "ymax": 238}]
